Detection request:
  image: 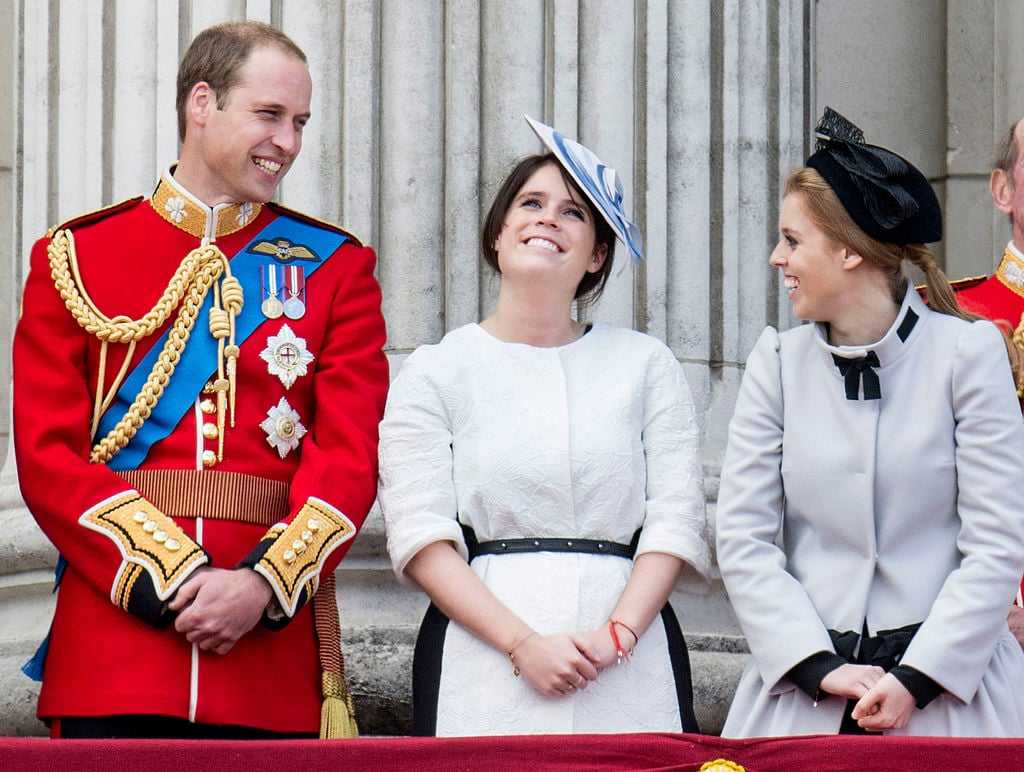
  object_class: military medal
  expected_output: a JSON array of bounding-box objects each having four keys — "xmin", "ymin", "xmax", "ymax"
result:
[
  {"xmin": 260, "ymin": 397, "xmax": 307, "ymax": 458},
  {"xmin": 261, "ymin": 264, "xmax": 284, "ymax": 319},
  {"xmin": 283, "ymin": 265, "xmax": 306, "ymax": 320},
  {"xmin": 259, "ymin": 324, "xmax": 315, "ymax": 389}
]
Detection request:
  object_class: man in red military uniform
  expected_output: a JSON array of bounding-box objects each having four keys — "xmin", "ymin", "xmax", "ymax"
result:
[
  {"xmin": 951, "ymin": 116, "xmax": 1024, "ymax": 648},
  {"xmin": 12, "ymin": 21, "xmax": 388, "ymax": 738}
]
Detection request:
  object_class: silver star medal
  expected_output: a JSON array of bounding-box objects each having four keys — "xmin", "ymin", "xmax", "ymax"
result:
[
  {"xmin": 260, "ymin": 324, "xmax": 315, "ymax": 388},
  {"xmin": 260, "ymin": 397, "xmax": 307, "ymax": 458},
  {"xmin": 261, "ymin": 264, "xmax": 284, "ymax": 319}
]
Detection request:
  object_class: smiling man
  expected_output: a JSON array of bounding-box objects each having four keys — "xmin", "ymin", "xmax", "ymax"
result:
[{"xmin": 12, "ymin": 22, "xmax": 388, "ymax": 739}]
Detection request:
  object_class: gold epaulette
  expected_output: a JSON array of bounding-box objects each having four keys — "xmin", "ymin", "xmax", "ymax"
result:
[
  {"xmin": 948, "ymin": 274, "xmax": 989, "ymax": 292},
  {"xmin": 917, "ymin": 275, "xmax": 990, "ymax": 305},
  {"xmin": 266, "ymin": 201, "xmax": 364, "ymax": 248},
  {"xmin": 44, "ymin": 196, "xmax": 145, "ymax": 239}
]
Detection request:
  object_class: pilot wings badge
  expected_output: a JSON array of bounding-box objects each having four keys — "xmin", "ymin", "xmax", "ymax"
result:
[{"xmin": 248, "ymin": 237, "xmax": 321, "ymax": 264}]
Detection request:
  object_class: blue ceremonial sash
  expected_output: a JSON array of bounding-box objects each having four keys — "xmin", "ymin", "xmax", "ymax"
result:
[
  {"xmin": 22, "ymin": 212, "xmax": 346, "ymax": 681},
  {"xmin": 97, "ymin": 214, "xmax": 346, "ymax": 471}
]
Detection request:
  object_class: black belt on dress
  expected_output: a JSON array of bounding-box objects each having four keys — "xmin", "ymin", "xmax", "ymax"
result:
[{"xmin": 461, "ymin": 522, "xmax": 640, "ymax": 561}]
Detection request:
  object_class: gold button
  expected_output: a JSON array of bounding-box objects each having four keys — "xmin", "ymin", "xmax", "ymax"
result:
[
  {"xmin": 202, "ymin": 423, "xmax": 219, "ymax": 440},
  {"xmin": 283, "ymin": 549, "xmax": 296, "ymax": 564},
  {"xmin": 301, "ymin": 529, "xmax": 313, "ymax": 543},
  {"xmin": 133, "ymin": 511, "xmax": 149, "ymax": 523},
  {"xmin": 166, "ymin": 539, "xmax": 181, "ymax": 552},
  {"xmin": 202, "ymin": 449, "xmax": 217, "ymax": 467},
  {"xmin": 153, "ymin": 530, "xmax": 168, "ymax": 543},
  {"xmin": 292, "ymin": 539, "xmax": 306, "ymax": 554},
  {"xmin": 200, "ymin": 399, "xmax": 216, "ymax": 415},
  {"xmin": 307, "ymin": 518, "xmax": 320, "ymax": 532},
  {"xmin": 202, "ymin": 380, "xmax": 217, "ymax": 394},
  {"xmin": 143, "ymin": 520, "xmax": 158, "ymax": 533},
  {"xmin": 212, "ymin": 378, "xmax": 229, "ymax": 392}
]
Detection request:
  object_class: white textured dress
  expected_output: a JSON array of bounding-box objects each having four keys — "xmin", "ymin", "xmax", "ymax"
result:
[
  {"xmin": 716, "ymin": 285, "xmax": 1024, "ymax": 737},
  {"xmin": 378, "ymin": 323, "xmax": 711, "ymax": 736}
]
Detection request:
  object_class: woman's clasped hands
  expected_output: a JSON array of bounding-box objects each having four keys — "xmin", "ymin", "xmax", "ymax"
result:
[{"xmin": 508, "ymin": 622, "xmax": 638, "ymax": 698}]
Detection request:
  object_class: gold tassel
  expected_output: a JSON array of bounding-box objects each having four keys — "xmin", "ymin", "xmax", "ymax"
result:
[{"xmin": 320, "ymin": 671, "xmax": 359, "ymax": 739}]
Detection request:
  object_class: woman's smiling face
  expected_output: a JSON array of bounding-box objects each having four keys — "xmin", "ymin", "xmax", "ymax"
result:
[
  {"xmin": 770, "ymin": 192, "xmax": 851, "ymax": 323},
  {"xmin": 492, "ymin": 162, "xmax": 607, "ymax": 293}
]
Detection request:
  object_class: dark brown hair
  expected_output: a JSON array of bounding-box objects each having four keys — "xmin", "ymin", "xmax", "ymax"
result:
[
  {"xmin": 480, "ymin": 153, "xmax": 617, "ymax": 307},
  {"xmin": 176, "ymin": 21, "xmax": 307, "ymax": 143}
]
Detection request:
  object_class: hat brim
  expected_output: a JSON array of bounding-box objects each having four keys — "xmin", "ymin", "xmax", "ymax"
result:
[{"xmin": 525, "ymin": 115, "xmax": 643, "ymax": 261}]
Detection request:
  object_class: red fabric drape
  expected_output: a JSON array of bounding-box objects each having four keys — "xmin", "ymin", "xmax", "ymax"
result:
[{"xmin": 2, "ymin": 732, "xmax": 1023, "ymax": 771}]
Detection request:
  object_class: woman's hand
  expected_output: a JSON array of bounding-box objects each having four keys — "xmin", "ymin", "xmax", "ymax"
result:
[
  {"xmin": 571, "ymin": 623, "xmax": 637, "ymax": 671},
  {"xmin": 818, "ymin": 663, "xmax": 886, "ymax": 700},
  {"xmin": 511, "ymin": 632, "xmax": 600, "ymax": 698},
  {"xmin": 850, "ymin": 673, "xmax": 916, "ymax": 732}
]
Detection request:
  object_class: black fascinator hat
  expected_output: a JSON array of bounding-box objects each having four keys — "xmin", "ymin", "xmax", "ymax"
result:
[{"xmin": 806, "ymin": 107, "xmax": 942, "ymax": 245}]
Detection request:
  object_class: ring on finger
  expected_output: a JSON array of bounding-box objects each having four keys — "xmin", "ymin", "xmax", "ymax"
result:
[{"xmin": 574, "ymin": 675, "xmax": 585, "ymax": 688}]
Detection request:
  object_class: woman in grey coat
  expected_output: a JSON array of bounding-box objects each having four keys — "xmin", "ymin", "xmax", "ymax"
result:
[{"xmin": 716, "ymin": 108, "xmax": 1024, "ymax": 737}]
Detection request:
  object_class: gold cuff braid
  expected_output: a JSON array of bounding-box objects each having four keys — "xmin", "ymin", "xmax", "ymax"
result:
[
  {"xmin": 253, "ymin": 498, "xmax": 356, "ymax": 616},
  {"xmin": 80, "ymin": 492, "xmax": 207, "ymax": 603}
]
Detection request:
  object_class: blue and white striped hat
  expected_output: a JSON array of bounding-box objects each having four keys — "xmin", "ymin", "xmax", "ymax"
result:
[{"xmin": 525, "ymin": 115, "xmax": 644, "ymax": 262}]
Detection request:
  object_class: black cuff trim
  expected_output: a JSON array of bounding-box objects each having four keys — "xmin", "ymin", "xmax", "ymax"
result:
[
  {"xmin": 125, "ymin": 568, "xmax": 175, "ymax": 626},
  {"xmin": 889, "ymin": 664, "xmax": 944, "ymax": 709},
  {"xmin": 787, "ymin": 651, "xmax": 848, "ymax": 699}
]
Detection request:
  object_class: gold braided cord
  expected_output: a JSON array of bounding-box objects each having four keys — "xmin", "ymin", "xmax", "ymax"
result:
[
  {"xmin": 51, "ymin": 229, "xmax": 204, "ymax": 343},
  {"xmin": 1011, "ymin": 314, "xmax": 1024, "ymax": 398},
  {"xmin": 47, "ymin": 228, "xmax": 242, "ymax": 464}
]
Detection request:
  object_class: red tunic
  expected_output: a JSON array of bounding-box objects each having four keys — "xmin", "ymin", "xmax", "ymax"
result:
[
  {"xmin": 952, "ymin": 246, "xmax": 1024, "ymax": 337},
  {"xmin": 13, "ymin": 173, "xmax": 388, "ymax": 732}
]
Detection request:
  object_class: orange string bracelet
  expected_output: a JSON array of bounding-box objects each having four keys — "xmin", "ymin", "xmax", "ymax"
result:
[
  {"xmin": 608, "ymin": 620, "xmax": 631, "ymax": 664},
  {"xmin": 611, "ymin": 619, "xmax": 639, "ymax": 645}
]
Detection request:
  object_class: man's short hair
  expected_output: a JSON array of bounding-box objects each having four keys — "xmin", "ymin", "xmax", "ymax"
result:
[
  {"xmin": 992, "ymin": 117, "xmax": 1022, "ymax": 185},
  {"xmin": 175, "ymin": 21, "xmax": 307, "ymax": 143}
]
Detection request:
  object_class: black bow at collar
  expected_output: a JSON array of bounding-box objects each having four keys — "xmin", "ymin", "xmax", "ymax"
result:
[
  {"xmin": 832, "ymin": 351, "xmax": 881, "ymax": 400},
  {"xmin": 829, "ymin": 306, "xmax": 918, "ymax": 401}
]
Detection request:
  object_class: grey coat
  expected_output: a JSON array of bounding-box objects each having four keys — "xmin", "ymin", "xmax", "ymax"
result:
[{"xmin": 717, "ymin": 286, "xmax": 1024, "ymax": 737}]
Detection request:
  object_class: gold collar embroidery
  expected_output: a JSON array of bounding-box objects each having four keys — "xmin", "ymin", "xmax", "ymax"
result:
[
  {"xmin": 996, "ymin": 245, "xmax": 1024, "ymax": 299},
  {"xmin": 150, "ymin": 171, "xmax": 261, "ymax": 239}
]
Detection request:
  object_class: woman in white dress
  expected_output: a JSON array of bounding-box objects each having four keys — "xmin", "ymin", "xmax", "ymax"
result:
[
  {"xmin": 377, "ymin": 116, "xmax": 711, "ymax": 736},
  {"xmin": 716, "ymin": 108, "xmax": 1024, "ymax": 737}
]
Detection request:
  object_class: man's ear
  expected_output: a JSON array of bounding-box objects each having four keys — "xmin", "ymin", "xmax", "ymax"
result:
[
  {"xmin": 188, "ymin": 82, "xmax": 216, "ymax": 128},
  {"xmin": 991, "ymin": 168, "xmax": 1014, "ymax": 216}
]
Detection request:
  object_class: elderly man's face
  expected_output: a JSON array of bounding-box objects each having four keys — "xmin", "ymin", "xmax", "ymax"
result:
[{"xmin": 992, "ymin": 121, "xmax": 1024, "ymax": 249}]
